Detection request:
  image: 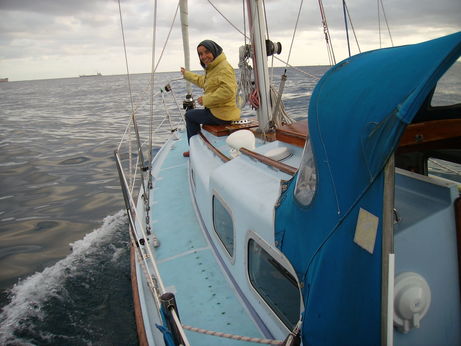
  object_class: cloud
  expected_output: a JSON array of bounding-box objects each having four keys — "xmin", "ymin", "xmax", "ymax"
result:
[{"xmin": 0, "ymin": 0, "xmax": 460, "ymax": 81}]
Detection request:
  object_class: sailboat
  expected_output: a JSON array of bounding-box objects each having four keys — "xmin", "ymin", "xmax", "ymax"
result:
[{"xmin": 114, "ymin": 0, "xmax": 461, "ymax": 345}]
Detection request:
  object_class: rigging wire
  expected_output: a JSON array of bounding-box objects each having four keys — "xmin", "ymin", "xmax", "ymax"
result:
[
  {"xmin": 343, "ymin": 0, "xmax": 361, "ymax": 54},
  {"xmin": 378, "ymin": 0, "xmax": 394, "ymax": 48},
  {"xmin": 117, "ymin": 0, "xmax": 135, "ymax": 119},
  {"xmin": 117, "ymin": 0, "xmax": 148, "ymax": 200},
  {"xmin": 153, "ymin": 2, "xmax": 180, "ymax": 74},
  {"xmin": 207, "ymin": 0, "xmax": 249, "ymax": 39},
  {"xmin": 149, "ymin": 0, "xmax": 158, "ymax": 189},
  {"xmin": 342, "ymin": 0, "xmax": 351, "ymax": 57},
  {"xmin": 285, "ymin": 0, "xmax": 304, "ymax": 69},
  {"xmin": 377, "ymin": 0, "xmax": 381, "ymax": 47},
  {"xmin": 318, "ymin": 0, "xmax": 336, "ymax": 65},
  {"xmin": 273, "ymin": 56, "xmax": 320, "ymax": 80},
  {"xmin": 380, "ymin": 0, "xmax": 394, "ymax": 47},
  {"xmin": 207, "ymin": 0, "xmax": 320, "ymax": 83}
]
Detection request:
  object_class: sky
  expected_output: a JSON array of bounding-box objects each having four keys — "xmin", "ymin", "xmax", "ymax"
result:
[{"xmin": 0, "ymin": 0, "xmax": 460, "ymax": 81}]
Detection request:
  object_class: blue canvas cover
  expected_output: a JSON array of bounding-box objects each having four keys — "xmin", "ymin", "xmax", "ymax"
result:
[{"xmin": 275, "ymin": 32, "xmax": 461, "ymax": 345}]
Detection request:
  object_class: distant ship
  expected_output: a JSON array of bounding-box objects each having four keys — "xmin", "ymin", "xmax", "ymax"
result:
[
  {"xmin": 0, "ymin": 78, "xmax": 8, "ymax": 82},
  {"xmin": 79, "ymin": 72, "xmax": 102, "ymax": 78}
]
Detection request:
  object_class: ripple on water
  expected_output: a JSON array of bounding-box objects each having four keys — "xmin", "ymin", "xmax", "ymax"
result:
[
  {"xmin": 58, "ymin": 156, "xmax": 91, "ymax": 165},
  {"xmin": 0, "ymin": 245, "xmax": 42, "ymax": 261}
]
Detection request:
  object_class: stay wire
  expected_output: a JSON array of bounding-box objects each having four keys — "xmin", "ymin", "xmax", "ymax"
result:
[
  {"xmin": 285, "ymin": 0, "xmax": 304, "ymax": 69},
  {"xmin": 318, "ymin": 0, "xmax": 336, "ymax": 65},
  {"xmin": 117, "ymin": 0, "xmax": 148, "ymax": 202},
  {"xmin": 149, "ymin": 0, "xmax": 158, "ymax": 180},
  {"xmin": 379, "ymin": 0, "xmax": 394, "ymax": 47},
  {"xmin": 117, "ymin": 0, "xmax": 135, "ymax": 117},
  {"xmin": 207, "ymin": 0, "xmax": 249, "ymax": 39},
  {"xmin": 343, "ymin": 1, "xmax": 361, "ymax": 53}
]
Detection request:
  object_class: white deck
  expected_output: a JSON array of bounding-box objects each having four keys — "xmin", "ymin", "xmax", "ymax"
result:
[{"xmin": 146, "ymin": 130, "xmax": 268, "ymax": 345}]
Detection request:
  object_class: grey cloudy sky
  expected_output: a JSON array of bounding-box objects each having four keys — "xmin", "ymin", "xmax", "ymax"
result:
[{"xmin": 0, "ymin": 0, "xmax": 460, "ymax": 81}]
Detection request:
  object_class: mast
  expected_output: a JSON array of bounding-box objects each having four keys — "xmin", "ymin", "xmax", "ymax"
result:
[
  {"xmin": 247, "ymin": 0, "xmax": 271, "ymax": 132},
  {"xmin": 179, "ymin": 0, "xmax": 192, "ymax": 95}
]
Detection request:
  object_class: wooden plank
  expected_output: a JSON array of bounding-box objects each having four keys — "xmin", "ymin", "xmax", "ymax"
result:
[
  {"xmin": 239, "ymin": 147, "xmax": 297, "ymax": 175},
  {"xmin": 275, "ymin": 119, "xmax": 308, "ymax": 147},
  {"xmin": 203, "ymin": 119, "xmax": 259, "ymax": 137},
  {"xmin": 199, "ymin": 132, "xmax": 231, "ymax": 162},
  {"xmin": 398, "ymin": 119, "xmax": 461, "ymax": 148}
]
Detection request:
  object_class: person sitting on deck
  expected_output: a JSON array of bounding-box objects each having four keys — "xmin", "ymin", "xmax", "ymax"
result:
[{"xmin": 180, "ymin": 39, "xmax": 240, "ymax": 157}]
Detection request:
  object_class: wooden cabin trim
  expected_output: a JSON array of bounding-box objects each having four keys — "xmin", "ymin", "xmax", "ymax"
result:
[
  {"xmin": 398, "ymin": 118, "xmax": 461, "ymax": 149},
  {"xmin": 198, "ymin": 132, "xmax": 297, "ymax": 175},
  {"xmin": 130, "ymin": 244, "xmax": 149, "ymax": 346},
  {"xmin": 275, "ymin": 119, "xmax": 308, "ymax": 147},
  {"xmin": 202, "ymin": 119, "xmax": 259, "ymax": 137},
  {"xmin": 203, "ymin": 118, "xmax": 309, "ymax": 148},
  {"xmin": 199, "ymin": 132, "xmax": 231, "ymax": 162},
  {"xmin": 239, "ymin": 147, "xmax": 298, "ymax": 175}
]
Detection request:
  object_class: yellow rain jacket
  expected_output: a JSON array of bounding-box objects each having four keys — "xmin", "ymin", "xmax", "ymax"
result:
[{"xmin": 183, "ymin": 53, "xmax": 240, "ymax": 121}]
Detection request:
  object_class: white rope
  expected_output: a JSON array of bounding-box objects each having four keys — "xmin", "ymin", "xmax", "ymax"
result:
[{"xmin": 182, "ymin": 325, "xmax": 283, "ymax": 345}]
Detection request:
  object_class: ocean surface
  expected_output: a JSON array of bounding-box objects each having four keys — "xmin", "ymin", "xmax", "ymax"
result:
[{"xmin": 0, "ymin": 63, "xmax": 459, "ymax": 345}]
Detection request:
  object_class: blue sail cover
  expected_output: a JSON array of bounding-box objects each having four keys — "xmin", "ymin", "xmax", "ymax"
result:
[{"xmin": 275, "ymin": 32, "xmax": 461, "ymax": 345}]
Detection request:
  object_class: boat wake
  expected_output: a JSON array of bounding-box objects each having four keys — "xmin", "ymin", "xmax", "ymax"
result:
[{"xmin": 0, "ymin": 210, "xmax": 137, "ymax": 345}]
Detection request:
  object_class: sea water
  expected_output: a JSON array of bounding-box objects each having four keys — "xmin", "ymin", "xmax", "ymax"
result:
[
  {"xmin": 0, "ymin": 67, "xmax": 323, "ymax": 345},
  {"xmin": 0, "ymin": 63, "xmax": 459, "ymax": 345}
]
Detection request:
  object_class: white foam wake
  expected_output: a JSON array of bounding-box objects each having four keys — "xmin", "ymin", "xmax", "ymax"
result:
[{"xmin": 0, "ymin": 210, "xmax": 127, "ymax": 345}]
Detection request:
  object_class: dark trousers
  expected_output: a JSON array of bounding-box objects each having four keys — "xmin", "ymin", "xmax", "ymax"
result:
[{"xmin": 185, "ymin": 108, "xmax": 230, "ymax": 143}]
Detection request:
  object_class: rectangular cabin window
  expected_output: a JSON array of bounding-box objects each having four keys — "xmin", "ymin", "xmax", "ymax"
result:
[
  {"xmin": 212, "ymin": 195, "xmax": 234, "ymax": 257},
  {"xmin": 248, "ymin": 239, "xmax": 300, "ymax": 329}
]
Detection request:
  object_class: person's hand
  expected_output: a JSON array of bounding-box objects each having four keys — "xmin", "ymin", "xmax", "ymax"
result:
[
  {"xmin": 197, "ymin": 96, "xmax": 203, "ymax": 105},
  {"xmin": 180, "ymin": 67, "xmax": 185, "ymax": 75}
]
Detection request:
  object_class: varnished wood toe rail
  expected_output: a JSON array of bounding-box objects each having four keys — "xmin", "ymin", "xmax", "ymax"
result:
[
  {"xmin": 199, "ymin": 132, "xmax": 298, "ymax": 175},
  {"xmin": 199, "ymin": 133, "xmax": 231, "ymax": 162},
  {"xmin": 239, "ymin": 148, "xmax": 298, "ymax": 175}
]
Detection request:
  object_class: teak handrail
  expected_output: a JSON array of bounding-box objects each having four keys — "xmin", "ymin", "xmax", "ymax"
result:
[
  {"xmin": 199, "ymin": 133, "xmax": 297, "ymax": 175},
  {"xmin": 199, "ymin": 133, "xmax": 231, "ymax": 162},
  {"xmin": 239, "ymin": 148, "xmax": 298, "ymax": 175}
]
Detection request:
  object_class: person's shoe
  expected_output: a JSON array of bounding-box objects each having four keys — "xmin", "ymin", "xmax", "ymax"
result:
[{"xmin": 183, "ymin": 151, "xmax": 190, "ymax": 157}]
